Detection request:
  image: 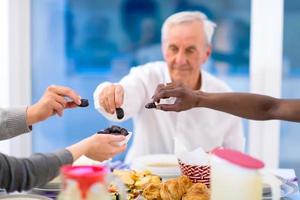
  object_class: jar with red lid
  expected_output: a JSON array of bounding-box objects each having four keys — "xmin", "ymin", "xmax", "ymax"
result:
[{"xmin": 57, "ymin": 165, "xmax": 125, "ymax": 200}]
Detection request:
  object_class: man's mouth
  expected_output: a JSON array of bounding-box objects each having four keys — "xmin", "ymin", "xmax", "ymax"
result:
[{"xmin": 173, "ymin": 64, "xmax": 191, "ymax": 71}]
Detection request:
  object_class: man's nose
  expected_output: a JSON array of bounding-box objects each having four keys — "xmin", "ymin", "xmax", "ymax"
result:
[{"xmin": 175, "ymin": 51, "xmax": 187, "ymax": 65}]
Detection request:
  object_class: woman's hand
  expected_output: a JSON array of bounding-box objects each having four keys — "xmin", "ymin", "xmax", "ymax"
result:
[
  {"xmin": 26, "ymin": 85, "xmax": 81, "ymax": 125},
  {"xmin": 67, "ymin": 134, "xmax": 126, "ymax": 162}
]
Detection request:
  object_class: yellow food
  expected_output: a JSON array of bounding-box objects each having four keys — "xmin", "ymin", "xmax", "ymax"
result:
[
  {"xmin": 113, "ymin": 170, "xmax": 210, "ymax": 200},
  {"xmin": 182, "ymin": 183, "xmax": 210, "ymax": 200},
  {"xmin": 113, "ymin": 169, "xmax": 162, "ymax": 200},
  {"xmin": 143, "ymin": 176, "xmax": 209, "ymax": 200},
  {"xmin": 142, "ymin": 182, "xmax": 162, "ymax": 200}
]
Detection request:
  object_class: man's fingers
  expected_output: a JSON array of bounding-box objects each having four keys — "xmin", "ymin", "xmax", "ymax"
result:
[
  {"xmin": 153, "ymin": 91, "xmax": 169, "ymax": 102},
  {"xmin": 99, "ymin": 88, "xmax": 112, "ymax": 114},
  {"xmin": 153, "ymin": 83, "xmax": 165, "ymax": 95},
  {"xmin": 153, "ymin": 89, "xmax": 181, "ymax": 102},
  {"xmin": 156, "ymin": 104, "xmax": 180, "ymax": 112},
  {"xmin": 158, "ymin": 83, "xmax": 166, "ymax": 89},
  {"xmin": 104, "ymin": 98, "xmax": 112, "ymax": 114},
  {"xmin": 107, "ymin": 89, "xmax": 116, "ymax": 113},
  {"xmin": 114, "ymin": 85, "xmax": 124, "ymax": 108},
  {"xmin": 152, "ymin": 83, "xmax": 182, "ymax": 102},
  {"xmin": 164, "ymin": 82, "xmax": 177, "ymax": 89},
  {"xmin": 99, "ymin": 93, "xmax": 106, "ymax": 108},
  {"xmin": 47, "ymin": 85, "xmax": 81, "ymax": 105},
  {"xmin": 162, "ymin": 82, "xmax": 181, "ymax": 89},
  {"xmin": 152, "ymin": 83, "xmax": 167, "ymax": 102}
]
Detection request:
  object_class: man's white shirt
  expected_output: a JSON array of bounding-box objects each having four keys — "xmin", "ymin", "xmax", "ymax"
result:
[{"xmin": 94, "ymin": 61, "xmax": 245, "ymax": 163}]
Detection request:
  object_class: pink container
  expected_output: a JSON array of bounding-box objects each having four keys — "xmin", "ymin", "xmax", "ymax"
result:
[{"xmin": 60, "ymin": 165, "xmax": 109, "ymax": 199}]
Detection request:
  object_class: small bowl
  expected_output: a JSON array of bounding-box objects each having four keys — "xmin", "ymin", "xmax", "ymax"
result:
[
  {"xmin": 117, "ymin": 131, "xmax": 132, "ymax": 146},
  {"xmin": 131, "ymin": 154, "xmax": 181, "ymax": 178},
  {"xmin": 178, "ymin": 159, "xmax": 210, "ymax": 187}
]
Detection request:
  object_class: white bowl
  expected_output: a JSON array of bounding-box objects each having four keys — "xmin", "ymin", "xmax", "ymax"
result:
[
  {"xmin": 116, "ymin": 131, "xmax": 132, "ymax": 146},
  {"xmin": 130, "ymin": 154, "xmax": 181, "ymax": 178},
  {"xmin": 0, "ymin": 194, "xmax": 51, "ymax": 200}
]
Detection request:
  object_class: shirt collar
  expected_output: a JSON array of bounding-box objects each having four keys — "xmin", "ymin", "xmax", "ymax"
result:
[{"xmin": 164, "ymin": 62, "xmax": 207, "ymax": 92}]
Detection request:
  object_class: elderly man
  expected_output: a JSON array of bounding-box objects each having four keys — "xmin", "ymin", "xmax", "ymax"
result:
[{"xmin": 93, "ymin": 11, "xmax": 244, "ymax": 162}]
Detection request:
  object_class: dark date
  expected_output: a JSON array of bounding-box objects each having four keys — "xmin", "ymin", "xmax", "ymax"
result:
[
  {"xmin": 97, "ymin": 125, "xmax": 129, "ymax": 136},
  {"xmin": 78, "ymin": 99, "xmax": 89, "ymax": 107},
  {"xmin": 116, "ymin": 108, "xmax": 124, "ymax": 119},
  {"xmin": 145, "ymin": 102, "xmax": 156, "ymax": 109}
]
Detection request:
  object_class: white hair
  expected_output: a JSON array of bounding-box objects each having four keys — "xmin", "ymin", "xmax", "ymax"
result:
[{"xmin": 161, "ymin": 11, "xmax": 216, "ymax": 45}]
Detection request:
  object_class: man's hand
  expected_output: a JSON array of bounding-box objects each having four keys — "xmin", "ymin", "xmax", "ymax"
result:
[
  {"xmin": 152, "ymin": 82, "xmax": 200, "ymax": 112},
  {"xmin": 26, "ymin": 85, "xmax": 81, "ymax": 125},
  {"xmin": 99, "ymin": 84, "xmax": 124, "ymax": 114}
]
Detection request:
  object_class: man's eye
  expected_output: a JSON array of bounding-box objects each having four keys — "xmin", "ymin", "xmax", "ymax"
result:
[
  {"xmin": 186, "ymin": 48, "xmax": 195, "ymax": 54},
  {"xmin": 169, "ymin": 46, "xmax": 178, "ymax": 53}
]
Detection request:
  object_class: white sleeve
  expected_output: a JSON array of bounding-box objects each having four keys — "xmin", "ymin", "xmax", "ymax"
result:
[
  {"xmin": 222, "ymin": 117, "xmax": 245, "ymax": 152},
  {"xmin": 93, "ymin": 67, "xmax": 149, "ymax": 122}
]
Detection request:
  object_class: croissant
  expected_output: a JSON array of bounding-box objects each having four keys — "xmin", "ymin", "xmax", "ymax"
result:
[
  {"xmin": 142, "ymin": 176, "xmax": 208, "ymax": 200},
  {"xmin": 142, "ymin": 183, "xmax": 162, "ymax": 200},
  {"xmin": 154, "ymin": 176, "xmax": 194, "ymax": 200},
  {"xmin": 177, "ymin": 176, "xmax": 193, "ymax": 193},
  {"xmin": 160, "ymin": 178, "xmax": 184, "ymax": 200},
  {"xmin": 182, "ymin": 183, "xmax": 210, "ymax": 200}
]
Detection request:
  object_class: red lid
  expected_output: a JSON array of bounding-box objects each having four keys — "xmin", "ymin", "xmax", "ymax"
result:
[
  {"xmin": 212, "ymin": 148, "xmax": 264, "ymax": 169},
  {"xmin": 61, "ymin": 165, "xmax": 109, "ymax": 199}
]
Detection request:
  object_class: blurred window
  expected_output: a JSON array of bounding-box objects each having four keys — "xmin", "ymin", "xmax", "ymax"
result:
[{"xmin": 279, "ymin": 0, "xmax": 300, "ymax": 180}]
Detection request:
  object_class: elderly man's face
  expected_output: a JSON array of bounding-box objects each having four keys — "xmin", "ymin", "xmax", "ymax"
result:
[{"xmin": 162, "ymin": 21, "xmax": 211, "ymax": 88}]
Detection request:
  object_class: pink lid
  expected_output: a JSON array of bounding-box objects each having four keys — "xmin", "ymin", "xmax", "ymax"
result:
[
  {"xmin": 61, "ymin": 165, "xmax": 109, "ymax": 199},
  {"xmin": 212, "ymin": 148, "xmax": 264, "ymax": 169},
  {"xmin": 62, "ymin": 165, "xmax": 108, "ymax": 178}
]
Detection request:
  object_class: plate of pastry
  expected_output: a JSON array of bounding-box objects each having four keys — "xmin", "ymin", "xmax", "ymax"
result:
[
  {"xmin": 111, "ymin": 169, "xmax": 162, "ymax": 200},
  {"xmin": 111, "ymin": 169, "xmax": 209, "ymax": 200},
  {"xmin": 130, "ymin": 154, "xmax": 181, "ymax": 178},
  {"xmin": 142, "ymin": 176, "xmax": 209, "ymax": 200}
]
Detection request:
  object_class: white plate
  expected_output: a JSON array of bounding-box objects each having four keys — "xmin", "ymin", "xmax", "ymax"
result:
[
  {"xmin": 32, "ymin": 185, "xmax": 61, "ymax": 193},
  {"xmin": 130, "ymin": 154, "xmax": 181, "ymax": 178},
  {"xmin": 31, "ymin": 176, "xmax": 61, "ymax": 194},
  {"xmin": 0, "ymin": 194, "xmax": 51, "ymax": 200},
  {"xmin": 263, "ymin": 177, "xmax": 298, "ymax": 199}
]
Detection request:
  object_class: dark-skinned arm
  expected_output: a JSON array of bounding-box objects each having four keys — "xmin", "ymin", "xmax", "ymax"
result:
[
  {"xmin": 197, "ymin": 92, "xmax": 300, "ymax": 122},
  {"xmin": 152, "ymin": 83, "xmax": 300, "ymax": 122}
]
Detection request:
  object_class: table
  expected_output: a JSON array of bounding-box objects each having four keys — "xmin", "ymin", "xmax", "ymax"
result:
[{"xmin": 1, "ymin": 168, "xmax": 299, "ymax": 200}]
